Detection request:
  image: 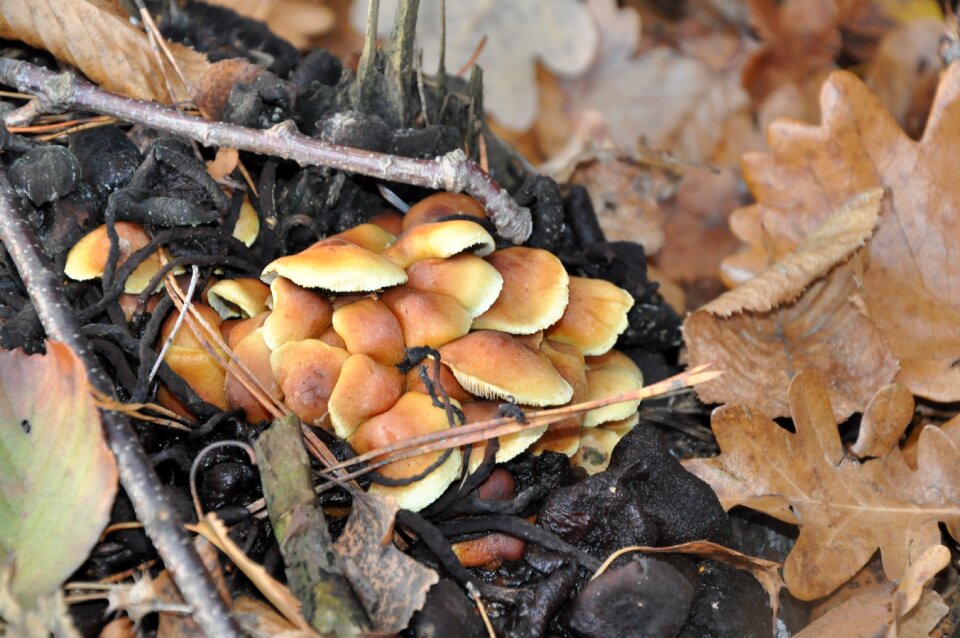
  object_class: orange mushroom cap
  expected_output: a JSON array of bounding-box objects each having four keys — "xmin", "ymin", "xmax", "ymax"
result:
[
  {"xmin": 262, "ymin": 277, "xmax": 334, "ymax": 350},
  {"xmin": 405, "ymin": 254, "xmax": 503, "ymax": 318},
  {"xmin": 261, "ymin": 238, "xmax": 407, "ymax": 292},
  {"xmin": 382, "ymin": 220, "xmax": 495, "ymax": 268},
  {"xmin": 331, "ymin": 297, "xmax": 406, "ymax": 366},
  {"xmin": 270, "ymin": 339, "xmax": 350, "ymax": 426},
  {"xmin": 530, "ymin": 339, "xmax": 589, "ymax": 457},
  {"xmin": 462, "ymin": 401, "xmax": 547, "ymax": 473},
  {"xmin": 207, "ymin": 278, "xmax": 271, "ymax": 319},
  {"xmin": 545, "ymin": 276, "xmax": 634, "ymax": 356},
  {"xmin": 327, "ymin": 353, "xmax": 405, "ymax": 439},
  {"xmin": 472, "ymin": 247, "xmax": 569, "ymax": 334},
  {"xmin": 349, "ymin": 391, "xmax": 463, "ymax": 512},
  {"xmin": 224, "ymin": 328, "xmax": 282, "ymax": 424},
  {"xmin": 439, "ymin": 331, "xmax": 573, "ymax": 406},
  {"xmin": 331, "ymin": 222, "xmax": 397, "ymax": 253},
  {"xmin": 381, "ymin": 287, "xmax": 472, "ymax": 349},
  {"xmin": 403, "ymin": 192, "xmax": 487, "ymax": 230},
  {"xmin": 65, "ymin": 222, "xmax": 162, "ymax": 293}
]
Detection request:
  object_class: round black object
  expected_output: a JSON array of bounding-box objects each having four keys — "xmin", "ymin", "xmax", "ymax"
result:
[{"xmin": 9, "ymin": 145, "xmax": 81, "ymax": 205}]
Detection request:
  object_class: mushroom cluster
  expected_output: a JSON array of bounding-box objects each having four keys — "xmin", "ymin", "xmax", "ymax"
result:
[{"xmin": 66, "ymin": 193, "xmax": 643, "ymax": 511}]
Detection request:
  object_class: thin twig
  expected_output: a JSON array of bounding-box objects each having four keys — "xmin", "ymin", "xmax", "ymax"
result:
[
  {"xmin": 0, "ymin": 171, "xmax": 244, "ymax": 637},
  {"xmin": 0, "ymin": 57, "xmax": 533, "ymax": 243}
]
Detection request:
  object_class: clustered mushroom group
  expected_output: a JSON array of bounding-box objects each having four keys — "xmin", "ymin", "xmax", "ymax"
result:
[{"xmin": 65, "ymin": 193, "xmax": 643, "ymax": 511}]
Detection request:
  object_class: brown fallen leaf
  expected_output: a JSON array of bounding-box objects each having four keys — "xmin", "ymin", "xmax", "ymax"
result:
[
  {"xmin": 684, "ymin": 188, "xmax": 898, "ymax": 420},
  {"xmin": 352, "ymin": 0, "xmax": 598, "ymax": 130},
  {"xmin": 333, "ymin": 494, "xmax": 438, "ymax": 633},
  {"xmin": 683, "ymin": 371, "xmax": 960, "ymax": 600},
  {"xmin": 724, "ymin": 61, "xmax": 960, "ymax": 402},
  {"xmin": 0, "ymin": 0, "xmax": 259, "ymax": 111}
]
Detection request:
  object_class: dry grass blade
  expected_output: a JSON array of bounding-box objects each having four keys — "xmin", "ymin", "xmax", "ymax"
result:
[{"xmin": 319, "ymin": 365, "xmax": 720, "ymax": 482}]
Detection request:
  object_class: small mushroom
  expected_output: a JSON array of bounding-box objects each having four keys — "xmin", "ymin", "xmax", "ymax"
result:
[
  {"xmin": 462, "ymin": 400, "xmax": 547, "ymax": 473},
  {"xmin": 368, "ymin": 209, "xmax": 405, "ymax": 234},
  {"xmin": 405, "ymin": 363, "xmax": 472, "ymax": 404},
  {"xmin": 161, "ymin": 345, "xmax": 228, "ymax": 411},
  {"xmin": 381, "ymin": 287, "xmax": 472, "ymax": 349},
  {"xmin": 261, "ymin": 238, "xmax": 407, "ymax": 292},
  {"xmin": 332, "ymin": 222, "xmax": 397, "ymax": 253},
  {"xmin": 349, "ymin": 391, "xmax": 463, "ymax": 512},
  {"xmin": 232, "ymin": 196, "xmax": 260, "ymax": 247},
  {"xmin": 270, "ymin": 339, "xmax": 350, "ymax": 425},
  {"xmin": 327, "ymin": 353, "xmax": 405, "ymax": 439},
  {"xmin": 546, "ymin": 276, "xmax": 634, "ymax": 356},
  {"xmin": 403, "ymin": 192, "xmax": 487, "ymax": 229},
  {"xmin": 439, "ymin": 331, "xmax": 573, "ymax": 406},
  {"xmin": 221, "ymin": 310, "xmax": 269, "ymax": 350},
  {"xmin": 582, "ymin": 351, "xmax": 644, "ymax": 427},
  {"xmin": 472, "ymin": 247, "xmax": 569, "ymax": 334},
  {"xmin": 224, "ymin": 327, "xmax": 283, "ymax": 424},
  {"xmin": 382, "ymin": 220, "xmax": 495, "ymax": 268},
  {"xmin": 262, "ymin": 277, "xmax": 334, "ymax": 350},
  {"xmin": 530, "ymin": 339, "xmax": 589, "ymax": 457},
  {"xmin": 64, "ymin": 222, "xmax": 162, "ymax": 293},
  {"xmin": 331, "ymin": 297, "xmax": 405, "ymax": 366},
  {"xmin": 207, "ymin": 278, "xmax": 271, "ymax": 319},
  {"xmin": 405, "ymin": 254, "xmax": 503, "ymax": 318}
]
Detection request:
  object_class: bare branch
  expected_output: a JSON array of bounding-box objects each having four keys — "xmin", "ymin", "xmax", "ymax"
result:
[
  {"xmin": 0, "ymin": 172, "xmax": 244, "ymax": 638},
  {"xmin": 0, "ymin": 57, "xmax": 533, "ymax": 244}
]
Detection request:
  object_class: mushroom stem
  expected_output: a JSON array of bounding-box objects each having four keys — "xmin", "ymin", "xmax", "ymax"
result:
[
  {"xmin": 0, "ymin": 172, "xmax": 244, "ymax": 637},
  {"xmin": 0, "ymin": 57, "xmax": 533, "ymax": 244}
]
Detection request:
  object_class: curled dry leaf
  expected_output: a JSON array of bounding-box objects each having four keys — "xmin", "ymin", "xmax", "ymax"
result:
[
  {"xmin": 333, "ymin": 494, "xmax": 438, "ymax": 633},
  {"xmin": 724, "ymin": 62, "xmax": 960, "ymax": 401},
  {"xmin": 684, "ymin": 371, "xmax": 960, "ymax": 600},
  {"xmin": 352, "ymin": 0, "xmax": 598, "ymax": 129},
  {"xmin": 684, "ymin": 188, "xmax": 898, "ymax": 420},
  {"xmin": 0, "ymin": 342, "xmax": 117, "ymax": 607},
  {"xmin": 0, "ymin": 0, "xmax": 259, "ymax": 110}
]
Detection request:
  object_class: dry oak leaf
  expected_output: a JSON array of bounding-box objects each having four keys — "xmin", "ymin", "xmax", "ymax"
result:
[
  {"xmin": 351, "ymin": 0, "xmax": 598, "ymax": 130},
  {"xmin": 0, "ymin": 0, "xmax": 259, "ymax": 110},
  {"xmin": 724, "ymin": 61, "xmax": 960, "ymax": 402},
  {"xmin": 683, "ymin": 371, "xmax": 960, "ymax": 601},
  {"xmin": 684, "ymin": 188, "xmax": 898, "ymax": 421}
]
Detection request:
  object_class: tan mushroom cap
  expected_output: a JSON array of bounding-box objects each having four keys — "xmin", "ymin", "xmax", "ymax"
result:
[
  {"xmin": 270, "ymin": 339, "xmax": 350, "ymax": 426},
  {"xmin": 349, "ymin": 391, "xmax": 463, "ymax": 512},
  {"xmin": 319, "ymin": 325, "xmax": 347, "ymax": 349},
  {"xmin": 381, "ymin": 287, "xmax": 472, "ymax": 349},
  {"xmin": 585, "ymin": 349, "xmax": 643, "ymax": 381},
  {"xmin": 332, "ymin": 223, "xmax": 397, "ymax": 253},
  {"xmin": 572, "ymin": 427, "xmax": 621, "ymax": 475},
  {"xmin": 222, "ymin": 310, "xmax": 269, "ymax": 350},
  {"xmin": 545, "ymin": 276, "xmax": 634, "ymax": 356},
  {"xmin": 382, "ymin": 220, "xmax": 495, "ymax": 268},
  {"xmin": 405, "ymin": 254, "xmax": 503, "ymax": 318},
  {"xmin": 207, "ymin": 278, "xmax": 271, "ymax": 319},
  {"xmin": 582, "ymin": 365, "xmax": 644, "ymax": 428},
  {"xmin": 439, "ymin": 331, "xmax": 573, "ymax": 406},
  {"xmin": 224, "ymin": 328, "xmax": 283, "ymax": 424},
  {"xmin": 369, "ymin": 210, "xmax": 405, "ymax": 235},
  {"xmin": 530, "ymin": 339, "xmax": 588, "ymax": 457},
  {"xmin": 233, "ymin": 196, "xmax": 260, "ymax": 247},
  {"xmin": 462, "ymin": 401, "xmax": 547, "ymax": 474},
  {"xmin": 65, "ymin": 222, "xmax": 162, "ymax": 293},
  {"xmin": 403, "ymin": 192, "xmax": 487, "ymax": 230},
  {"xmin": 261, "ymin": 238, "xmax": 407, "ymax": 292},
  {"xmin": 159, "ymin": 303, "xmax": 224, "ymax": 351},
  {"xmin": 262, "ymin": 277, "xmax": 334, "ymax": 350},
  {"xmin": 162, "ymin": 345, "xmax": 228, "ymax": 411},
  {"xmin": 472, "ymin": 248, "xmax": 569, "ymax": 334},
  {"xmin": 452, "ymin": 533, "xmax": 525, "ymax": 569},
  {"xmin": 331, "ymin": 297, "xmax": 405, "ymax": 366},
  {"xmin": 327, "ymin": 353, "xmax": 405, "ymax": 439},
  {"xmin": 405, "ymin": 363, "xmax": 472, "ymax": 404}
]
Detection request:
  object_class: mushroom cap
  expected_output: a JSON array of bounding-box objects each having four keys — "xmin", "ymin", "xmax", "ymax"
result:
[
  {"xmin": 369, "ymin": 210, "xmax": 405, "ymax": 235},
  {"xmin": 382, "ymin": 220, "xmax": 495, "ymax": 268},
  {"xmin": 327, "ymin": 353, "xmax": 405, "ymax": 439},
  {"xmin": 262, "ymin": 277, "xmax": 334, "ymax": 350},
  {"xmin": 545, "ymin": 276, "xmax": 634, "ymax": 356},
  {"xmin": 439, "ymin": 331, "xmax": 573, "ymax": 406},
  {"xmin": 472, "ymin": 247, "xmax": 569, "ymax": 334},
  {"xmin": 270, "ymin": 339, "xmax": 350, "ymax": 426},
  {"xmin": 530, "ymin": 339, "xmax": 589, "ymax": 457},
  {"xmin": 233, "ymin": 196, "xmax": 260, "ymax": 247},
  {"xmin": 572, "ymin": 427, "xmax": 621, "ymax": 475},
  {"xmin": 405, "ymin": 362, "xmax": 473, "ymax": 404},
  {"xmin": 261, "ymin": 238, "xmax": 407, "ymax": 292},
  {"xmin": 452, "ymin": 533, "xmax": 525, "ymax": 569},
  {"xmin": 349, "ymin": 391, "xmax": 463, "ymax": 512},
  {"xmin": 331, "ymin": 297, "xmax": 405, "ymax": 366},
  {"xmin": 585, "ymin": 350, "xmax": 643, "ymax": 381},
  {"xmin": 222, "ymin": 310, "xmax": 269, "ymax": 350},
  {"xmin": 207, "ymin": 278, "xmax": 271, "ymax": 319},
  {"xmin": 65, "ymin": 222, "xmax": 161, "ymax": 293},
  {"xmin": 224, "ymin": 328, "xmax": 282, "ymax": 425},
  {"xmin": 403, "ymin": 192, "xmax": 487, "ymax": 230},
  {"xmin": 582, "ymin": 365, "xmax": 644, "ymax": 427},
  {"xmin": 462, "ymin": 401, "xmax": 547, "ymax": 473},
  {"xmin": 381, "ymin": 287, "xmax": 472, "ymax": 349},
  {"xmin": 318, "ymin": 325, "xmax": 347, "ymax": 349},
  {"xmin": 162, "ymin": 345, "xmax": 228, "ymax": 411},
  {"xmin": 159, "ymin": 303, "xmax": 224, "ymax": 351},
  {"xmin": 405, "ymin": 254, "xmax": 503, "ymax": 318},
  {"xmin": 332, "ymin": 223, "xmax": 397, "ymax": 253}
]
